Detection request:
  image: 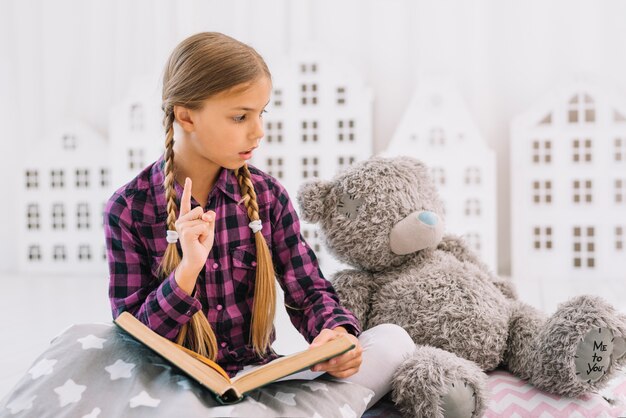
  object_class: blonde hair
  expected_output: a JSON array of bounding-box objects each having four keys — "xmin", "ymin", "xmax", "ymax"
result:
[{"xmin": 159, "ymin": 32, "xmax": 275, "ymax": 360}]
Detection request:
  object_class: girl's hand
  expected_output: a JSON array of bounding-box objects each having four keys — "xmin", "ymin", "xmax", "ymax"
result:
[
  {"xmin": 175, "ymin": 177, "xmax": 216, "ymax": 274},
  {"xmin": 309, "ymin": 327, "xmax": 362, "ymax": 379}
]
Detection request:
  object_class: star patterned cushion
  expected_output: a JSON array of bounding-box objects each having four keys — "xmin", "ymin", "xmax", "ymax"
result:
[{"xmin": 0, "ymin": 323, "xmax": 374, "ymax": 418}]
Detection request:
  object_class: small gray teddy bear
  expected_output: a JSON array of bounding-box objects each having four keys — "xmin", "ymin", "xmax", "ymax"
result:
[{"xmin": 297, "ymin": 156, "xmax": 626, "ymax": 418}]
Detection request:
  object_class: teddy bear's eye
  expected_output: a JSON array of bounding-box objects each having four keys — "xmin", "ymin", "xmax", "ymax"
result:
[{"xmin": 337, "ymin": 193, "xmax": 364, "ymax": 219}]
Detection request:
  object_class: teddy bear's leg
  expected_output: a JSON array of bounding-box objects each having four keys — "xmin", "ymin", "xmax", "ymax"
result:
[
  {"xmin": 506, "ymin": 296, "xmax": 626, "ymax": 397},
  {"xmin": 391, "ymin": 345, "xmax": 488, "ymax": 418}
]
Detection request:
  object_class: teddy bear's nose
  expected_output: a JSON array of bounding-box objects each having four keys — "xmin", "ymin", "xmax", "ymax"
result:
[{"xmin": 418, "ymin": 211, "xmax": 439, "ymax": 226}]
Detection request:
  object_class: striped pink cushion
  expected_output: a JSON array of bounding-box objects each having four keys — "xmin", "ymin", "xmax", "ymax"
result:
[{"xmin": 484, "ymin": 370, "xmax": 626, "ymax": 417}]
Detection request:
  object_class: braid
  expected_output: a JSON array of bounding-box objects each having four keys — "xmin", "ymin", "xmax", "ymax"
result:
[
  {"xmin": 236, "ymin": 164, "xmax": 277, "ymax": 356},
  {"xmin": 158, "ymin": 108, "xmax": 218, "ymax": 360}
]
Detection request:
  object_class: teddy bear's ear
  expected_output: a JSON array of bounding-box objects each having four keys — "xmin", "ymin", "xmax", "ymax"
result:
[{"xmin": 297, "ymin": 180, "xmax": 333, "ymax": 224}]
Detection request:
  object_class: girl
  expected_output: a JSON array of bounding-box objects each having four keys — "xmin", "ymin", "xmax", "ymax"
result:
[{"xmin": 104, "ymin": 32, "xmax": 414, "ymax": 410}]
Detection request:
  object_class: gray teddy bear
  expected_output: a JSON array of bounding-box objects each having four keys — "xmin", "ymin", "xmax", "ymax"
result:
[{"xmin": 297, "ymin": 156, "xmax": 626, "ymax": 418}]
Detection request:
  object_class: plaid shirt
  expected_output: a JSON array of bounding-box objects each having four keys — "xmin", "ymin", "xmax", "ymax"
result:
[{"xmin": 104, "ymin": 154, "xmax": 361, "ymax": 377}]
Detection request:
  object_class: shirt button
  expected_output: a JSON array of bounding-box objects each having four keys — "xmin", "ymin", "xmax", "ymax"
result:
[
  {"xmin": 221, "ymin": 342, "xmax": 227, "ymax": 348},
  {"xmin": 251, "ymin": 261, "xmax": 257, "ymax": 267},
  {"xmin": 301, "ymin": 242, "xmax": 306, "ymax": 247},
  {"xmin": 212, "ymin": 262, "xmax": 219, "ymax": 269},
  {"xmin": 216, "ymin": 304, "xmax": 223, "ymax": 311}
]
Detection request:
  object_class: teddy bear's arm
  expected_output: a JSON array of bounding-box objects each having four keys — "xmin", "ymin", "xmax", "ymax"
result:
[
  {"xmin": 331, "ymin": 269, "xmax": 377, "ymax": 330},
  {"xmin": 437, "ymin": 234, "xmax": 518, "ymax": 300}
]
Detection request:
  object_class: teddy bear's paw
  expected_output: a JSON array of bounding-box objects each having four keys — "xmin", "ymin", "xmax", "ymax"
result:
[
  {"xmin": 574, "ymin": 327, "xmax": 614, "ymax": 383},
  {"xmin": 441, "ymin": 380, "xmax": 476, "ymax": 418}
]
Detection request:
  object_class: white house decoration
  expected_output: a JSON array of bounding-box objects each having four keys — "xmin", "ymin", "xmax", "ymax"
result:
[
  {"xmin": 251, "ymin": 49, "xmax": 374, "ymax": 278},
  {"xmin": 18, "ymin": 122, "xmax": 111, "ymax": 274},
  {"xmin": 510, "ymin": 76, "xmax": 626, "ymax": 283},
  {"xmin": 381, "ymin": 76, "xmax": 497, "ymax": 270},
  {"xmin": 109, "ymin": 73, "xmax": 165, "ymax": 190}
]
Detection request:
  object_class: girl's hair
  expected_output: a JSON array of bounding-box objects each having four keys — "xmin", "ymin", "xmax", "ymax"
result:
[{"xmin": 159, "ymin": 32, "xmax": 275, "ymax": 360}]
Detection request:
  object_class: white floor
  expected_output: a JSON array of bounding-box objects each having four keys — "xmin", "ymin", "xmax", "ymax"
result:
[{"xmin": 1, "ymin": 273, "xmax": 625, "ymax": 400}]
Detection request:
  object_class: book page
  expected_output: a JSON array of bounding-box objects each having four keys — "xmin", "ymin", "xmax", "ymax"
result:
[{"xmin": 232, "ymin": 336, "xmax": 354, "ymax": 395}]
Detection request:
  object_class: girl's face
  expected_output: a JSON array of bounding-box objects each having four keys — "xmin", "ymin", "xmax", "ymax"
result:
[{"xmin": 185, "ymin": 76, "xmax": 272, "ymax": 170}]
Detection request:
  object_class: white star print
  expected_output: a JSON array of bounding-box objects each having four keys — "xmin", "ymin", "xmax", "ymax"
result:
[
  {"xmin": 105, "ymin": 359, "xmax": 135, "ymax": 380},
  {"xmin": 6, "ymin": 395, "xmax": 36, "ymax": 414},
  {"xmin": 129, "ymin": 391, "xmax": 161, "ymax": 408},
  {"xmin": 244, "ymin": 396, "xmax": 268, "ymax": 410},
  {"xmin": 82, "ymin": 407, "xmax": 101, "ymax": 418},
  {"xmin": 274, "ymin": 391, "xmax": 297, "ymax": 406},
  {"xmin": 54, "ymin": 379, "xmax": 87, "ymax": 407},
  {"xmin": 77, "ymin": 334, "xmax": 106, "ymax": 349},
  {"xmin": 207, "ymin": 405, "xmax": 235, "ymax": 416},
  {"xmin": 28, "ymin": 358, "xmax": 57, "ymax": 379},
  {"xmin": 176, "ymin": 379, "xmax": 192, "ymax": 390},
  {"xmin": 339, "ymin": 403, "xmax": 357, "ymax": 418},
  {"xmin": 303, "ymin": 381, "xmax": 329, "ymax": 392}
]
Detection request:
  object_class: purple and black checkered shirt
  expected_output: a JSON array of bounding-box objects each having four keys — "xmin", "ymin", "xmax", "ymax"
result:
[{"xmin": 104, "ymin": 154, "xmax": 361, "ymax": 377}]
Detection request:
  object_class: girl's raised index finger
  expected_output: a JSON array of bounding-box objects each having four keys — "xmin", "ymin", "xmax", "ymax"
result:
[{"xmin": 180, "ymin": 177, "xmax": 192, "ymax": 216}]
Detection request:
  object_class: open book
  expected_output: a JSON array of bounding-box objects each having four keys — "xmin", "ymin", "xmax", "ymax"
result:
[{"xmin": 113, "ymin": 312, "xmax": 356, "ymax": 404}]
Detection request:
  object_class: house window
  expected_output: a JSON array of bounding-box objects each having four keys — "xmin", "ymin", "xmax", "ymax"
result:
[
  {"xmin": 615, "ymin": 179, "xmax": 626, "ymax": 204},
  {"xmin": 532, "ymin": 140, "xmax": 552, "ymax": 164},
  {"xmin": 100, "ymin": 168, "xmax": 109, "ymax": 187},
  {"xmin": 25, "ymin": 170, "xmax": 39, "ymax": 189},
  {"xmin": 28, "ymin": 245, "xmax": 42, "ymax": 261},
  {"xmin": 572, "ymin": 138, "xmax": 593, "ymax": 163},
  {"xmin": 568, "ymin": 93, "xmax": 595, "ymax": 124},
  {"xmin": 130, "ymin": 103, "xmax": 144, "ymax": 131},
  {"xmin": 50, "ymin": 169, "xmax": 65, "ymax": 189},
  {"xmin": 52, "ymin": 203, "xmax": 66, "ymax": 230},
  {"xmin": 273, "ymin": 89, "xmax": 283, "ymax": 107},
  {"xmin": 533, "ymin": 226, "xmax": 553, "ymax": 250},
  {"xmin": 616, "ymin": 138, "xmax": 626, "ymax": 162},
  {"xmin": 532, "ymin": 180, "xmax": 552, "ymax": 204},
  {"xmin": 62, "ymin": 134, "xmax": 77, "ymax": 150},
  {"xmin": 464, "ymin": 232, "xmax": 481, "ymax": 253},
  {"xmin": 337, "ymin": 120, "xmax": 355, "ymax": 142},
  {"xmin": 302, "ymin": 228, "xmax": 322, "ymax": 254},
  {"xmin": 128, "ymin": 148, "xmax": 145, "ymax": 171},
  {"xmin": 301, "ymin": 121, "xmax": 319, "ymax": 143},
  {"xmin": 338, "ymin": 156, "xmax": 356, "ymax": 171},
  {"xmin": 464, "ymin": 167, "xmax": 481, "ymax": 185},
  {"xmin": 300, "ymin": 83, "xmax": 318, "ymax": 106},
  {"xmin": 76, "ymin": 203, "xmax": 90, "ymax": 230},
  {"xmin": 336, "ymin": 87, "xmax": 346, "ymax": 105},
  {"xmin": 616, "ymin": 226, "xmax": 624, "ymax": 251},
  {"xmin": 431, "ymin": 167, "xmax": 446, "ymax": 186},
  {"xmin": 302, "ymin": 157, "xmax": 319, "ymax": 179},
  {"xmin": 430, "ymin": 127, "xmax": 445, "ymax": 146},
  {"xmin": 265, "ymin": 121, "xmax": 283, "ymax": 144},
  {"xmin": 27, "ymin": 204, "xmax": 40, "ymax": 230},
  {"xmin": 266, "ymin": 157, "xmax": 284, "ymax": 179},
  {"xmin": 572, "ymin": 179, "xmax": 593, "ymax": 203},
  {"xmin": 75, "ymin": 169, "xmax": 89, "ymax": 188},
  {"xmin": 78, "ymin": 244, "xmax": 92, "ymax": 261},
  {"xmin": 464, "ymin": 199, "xmax": 481, "ymax": 216},
  {"xmin": 53, "ymin": 244, "xmax": 66, "ymax": 261},
  {"xmin": 573, "ymin": 226, "xmax": 595, "ymax": 268},
  {"xmin": 300, "ymin": 63, "xmax": 317, "ymax": 73}
]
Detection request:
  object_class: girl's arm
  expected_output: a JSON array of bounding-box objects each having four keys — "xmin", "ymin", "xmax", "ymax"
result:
[
  {"xmin": 269, "ymin": 184, "xmax": 362, "ymax": 342},
  {"xmin": 104, "ymin": 192, "xmax": 203, "ymax": 341}
]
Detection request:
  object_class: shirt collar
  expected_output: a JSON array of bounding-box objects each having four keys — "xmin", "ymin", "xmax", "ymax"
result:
[{"xmin": 152, "ymin": 154, "xmax": 242, "ymax": 220}]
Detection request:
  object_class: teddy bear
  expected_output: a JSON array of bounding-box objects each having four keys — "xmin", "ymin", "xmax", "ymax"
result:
[{"xmin": 297, "ymin": 155, "xmax": 626, "ymax": 418}]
